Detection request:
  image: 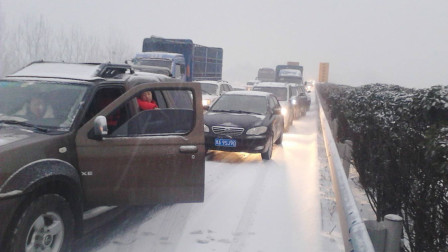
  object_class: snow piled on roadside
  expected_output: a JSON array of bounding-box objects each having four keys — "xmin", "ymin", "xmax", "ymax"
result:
[{"xmin": 317, "ymin": 124, "xmax": 344, "ymax": 251}]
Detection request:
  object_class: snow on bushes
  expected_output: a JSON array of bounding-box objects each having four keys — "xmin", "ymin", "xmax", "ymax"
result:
[{"xmin": 317, "ymin": 83, "xmax": 448, "ymax": 252}]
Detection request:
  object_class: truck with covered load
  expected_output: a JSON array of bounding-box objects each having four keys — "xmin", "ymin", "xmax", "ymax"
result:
[
  {"xmin": 138, "ymin": 36, "xmax": 223, "ymax": 82},
  {"xmin": 275, "ymin": 64, "xmax": 304, "ymax": 85}
]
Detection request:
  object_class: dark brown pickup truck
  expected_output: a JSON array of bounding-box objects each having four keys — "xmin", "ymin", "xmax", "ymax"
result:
[{"xmin": 0, "ymin": 62, "xmax": 205, "ymax": 252}]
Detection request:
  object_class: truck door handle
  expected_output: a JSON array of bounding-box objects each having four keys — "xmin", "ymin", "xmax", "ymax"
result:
[{"xmin": 179, "ymin": 145, "xmax": 198, "ymax": 153}]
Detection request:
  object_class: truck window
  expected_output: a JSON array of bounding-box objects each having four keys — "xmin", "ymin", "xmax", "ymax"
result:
[
  {"xmin": 107, "ymin": 89, "xmax": 194, "ymax": 137},
  {"xmin": 175, "ymin": 64, "xmax": 182, "ymax": 79},
  {"xmin": 83, "ymin": 87, "xmax": 126, "ymax": 129}
]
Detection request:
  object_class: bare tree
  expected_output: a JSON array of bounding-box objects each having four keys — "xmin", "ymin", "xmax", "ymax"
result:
[{"xmin": 0, "ymin": 15, "xmax": 134, "ymax": 77}]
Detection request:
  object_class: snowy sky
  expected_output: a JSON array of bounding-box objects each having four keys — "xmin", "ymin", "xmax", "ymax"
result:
[{"xmin": 1, "ymin": 0, "xmax": 447, "ymax": 88}]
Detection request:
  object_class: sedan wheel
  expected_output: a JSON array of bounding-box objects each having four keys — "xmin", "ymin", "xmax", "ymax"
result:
[{"xmin": 261, "ymin": 136, "xmax": 273, "ymax": 160}]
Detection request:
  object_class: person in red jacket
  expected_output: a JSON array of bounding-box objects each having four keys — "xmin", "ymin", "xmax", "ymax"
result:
[{"xmin": 137, "ymin": 91, "xmax": 158, "ymax": 110}]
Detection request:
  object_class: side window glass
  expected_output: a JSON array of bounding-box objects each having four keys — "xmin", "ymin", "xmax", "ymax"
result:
[
  {"xmin": 180, "ymin": 65, "xmax": 185, "ymax": 74},
  {"xmin": 175, "ymin": 64, "xmax": 182, "ymax": 79},
  {"xmin": 162, "ymin": 90, "xmax": 193, "ymax": 109},
  {"xmin": 109, "ymin": 89, "xmax": 194, "ymax": 137},
  {"xmin": 271, "ymin": 96, "xmax": 279, "ymax": 109},
  {"xmin": 268, "ymin": 96, "xmax": 275, "ymax": 110},
  {"xmin": 83, "ymin": 87, "xmax": 124, "ymax": 127}
]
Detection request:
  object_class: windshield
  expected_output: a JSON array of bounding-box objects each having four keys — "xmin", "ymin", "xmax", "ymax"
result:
[
  {"xmin": 253, "ymin": 86, "xmax": 288, "ymax": 101},
  {"xmin": 210, "ymin": 95, "xmax": 267, "ymax": 114},
  {"xmin": 133, "ymin": 58, "xmax": 172, "ymax": 69},
  {"xmin": 200, "ymin": 83, "xmax": 219, "ymax": 95},
  {"xmin": 278, "ymin": 76, "xmax": 302, "ymax": 84},
  {"xmin": 0, "ymin": 80, "xmax": 88, "ymax": 131}
]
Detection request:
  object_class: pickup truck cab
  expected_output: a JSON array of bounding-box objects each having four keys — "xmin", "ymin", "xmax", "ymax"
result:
[{"xmin": 0, "ymin": 61, "xmax": 205, "ymax": 251}]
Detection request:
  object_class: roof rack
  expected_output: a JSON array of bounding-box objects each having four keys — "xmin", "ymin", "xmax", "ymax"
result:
[
  {"xmin": 96, "ymin": 63, "xmax": 135, "ymax": 78},
  {"xmin": 10, "ymin": 61, "xmax": 137, "ymax": 80}
]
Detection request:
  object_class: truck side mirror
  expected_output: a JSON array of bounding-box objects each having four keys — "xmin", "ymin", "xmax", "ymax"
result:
[{"xmin": 93, "ymin": 116, "xmax": 108, "ymax": 139}]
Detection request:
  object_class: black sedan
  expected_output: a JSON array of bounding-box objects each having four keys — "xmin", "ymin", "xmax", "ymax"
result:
[{"xmin": 204, "ymin": 91, "xmax": 284, "ymax": 160}]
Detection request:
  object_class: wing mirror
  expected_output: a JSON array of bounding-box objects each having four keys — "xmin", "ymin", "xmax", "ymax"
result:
[{"xmin": 93, "ymin": 116, "xmax": 108, "ymax": 139}]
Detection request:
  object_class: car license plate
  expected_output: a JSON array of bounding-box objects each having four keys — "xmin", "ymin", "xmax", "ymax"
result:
[{"xmin": 215, "ymin": 138, "xmax": 236, "ymax": 147}]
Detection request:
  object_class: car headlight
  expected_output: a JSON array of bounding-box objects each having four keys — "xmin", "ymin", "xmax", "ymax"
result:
[
  {"xmin": 246, "ymin": 126, "xmax": 267, "ymax": 135},
  {"xmin": 281, "ymin": 107, "xmax": 288, "ymax": 116},
  {"xmin": 202, "ymin": 99, "xmax": 211, "ymax": 106},
  {"xmin": 204, "ymin": 125, "xmax": 209, "ymax": 133},
  {"xmin": 291, "ymin": 99, "xmax": 297, "ymax": 105}
]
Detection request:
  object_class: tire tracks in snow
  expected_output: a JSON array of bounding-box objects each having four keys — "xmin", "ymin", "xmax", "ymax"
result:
[{"xmin": 226, "ymin": 161, "xmax": 270, "ymax": 252}]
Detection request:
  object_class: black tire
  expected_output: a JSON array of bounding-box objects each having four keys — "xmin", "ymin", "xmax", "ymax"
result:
[
  {"xmin": 261, "ymin": 136, "xmax": 273, "ymax": 160},
  {"xmin": 8, "ymin": 194, "xmax": 75, "ymax": 252},
  {"xmin": 275, "ymin": 131, "xmax": 283, "ymax": 145}
]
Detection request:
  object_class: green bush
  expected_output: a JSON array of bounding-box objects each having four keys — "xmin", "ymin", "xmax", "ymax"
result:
[{"xmin": 317, "ymin": 83, "xmax": 448, "ymax": 252}]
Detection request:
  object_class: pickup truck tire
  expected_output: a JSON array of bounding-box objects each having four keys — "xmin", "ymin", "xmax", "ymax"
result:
[{"xmin": 8, "ymin": 194, "xmax": 75, "ymax": 252}]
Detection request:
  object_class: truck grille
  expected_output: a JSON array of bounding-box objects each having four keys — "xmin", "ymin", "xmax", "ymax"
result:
[{"xmin": 212, "ymin": 126, "xmax": 244, "ymax": 136}]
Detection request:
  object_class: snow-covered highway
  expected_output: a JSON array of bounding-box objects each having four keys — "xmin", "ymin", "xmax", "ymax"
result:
[{"xmin": 74, "ymin": 92, "xmax": 345, "ymax": 252}]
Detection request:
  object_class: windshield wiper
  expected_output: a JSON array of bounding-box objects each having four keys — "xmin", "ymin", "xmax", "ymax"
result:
[
  {"xmin": 219, "ymin": 110, "xmax": 262, "ymax": 115},
  {"xmin": 210, "ymin": 109, "xmax": 231, "ymax": 113},
  {"xmin": 0, "ymin": 120, "xmax": 49, "ymax": 133},
  {"xmin": 229, "ymin": 110, "xmax": 263, "ymax": 115}
]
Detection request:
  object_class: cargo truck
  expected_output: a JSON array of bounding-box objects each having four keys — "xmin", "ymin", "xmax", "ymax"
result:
[
  {"xmin": 275, "ymin": 64, "xmax": 304, "ymax": 85},
  {"xmin": 138, "ymin": 36, "xmax": 223, "ymax": 82},
  {"xmin": 257, "ymin": 67, "xmax": 275, "ymax": 82}
]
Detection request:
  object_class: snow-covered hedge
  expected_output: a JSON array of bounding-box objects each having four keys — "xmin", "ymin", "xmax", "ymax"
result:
[{"xmin": 317, "ymin": 83, "xmax": 448, "ymax": 252}]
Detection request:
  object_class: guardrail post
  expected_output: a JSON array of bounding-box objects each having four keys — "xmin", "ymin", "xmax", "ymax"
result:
[
  {"xmin": 384, "ymin": 214, "xmax": 403, "ymax": 252},
  {"xmin": 364, "ymin": 220, "xmax": 386, "ymax": 252},
  {"xmin": 336, "ymin": 140, "xmax": 352, "ymax": 177}
]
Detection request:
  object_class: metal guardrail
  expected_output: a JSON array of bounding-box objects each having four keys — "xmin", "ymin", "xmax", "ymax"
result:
[{"xmin": 317, "ymin": 94, "xmax": 375, "ymax": 252}]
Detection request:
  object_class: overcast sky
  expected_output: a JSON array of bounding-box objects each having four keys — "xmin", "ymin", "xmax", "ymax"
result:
[{"xmin": 1, "ymin": 0, "xmax": 447, "ymax": 88}]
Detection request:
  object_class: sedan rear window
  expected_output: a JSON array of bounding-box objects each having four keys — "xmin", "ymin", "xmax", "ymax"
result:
[{"xmin": 253, "ymin": 87, "xmax": 287, "ymax": 101}]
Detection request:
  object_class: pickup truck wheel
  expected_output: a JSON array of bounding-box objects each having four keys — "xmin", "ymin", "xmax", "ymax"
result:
[
  {"xmin": 9, "ymin": 194, "xmax": 74, "ymax": 252},
  {"xmin": 261, "ymin": 136, "xmax": 273, "ymax": 160}
]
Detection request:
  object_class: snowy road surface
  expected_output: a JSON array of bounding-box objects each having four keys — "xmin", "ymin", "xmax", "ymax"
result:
[{"xmin": 74, "ymin": 92, "xmax": 344, "ymax": 252}]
